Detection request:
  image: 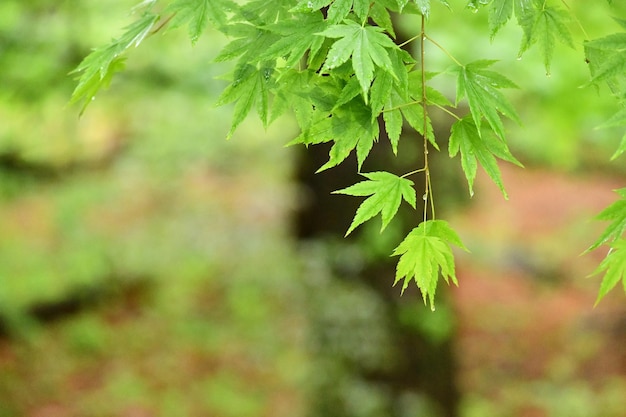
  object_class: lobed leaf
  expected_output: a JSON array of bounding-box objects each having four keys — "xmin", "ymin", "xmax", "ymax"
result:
[
  {"xmin": 334, "ymin": 171, "xmax": 417, "ymax": 235},
  {"xmin": 70, "ymin": 12, "xmax": 160, "ymax": 114},
  {"xmin": 518, "ymin": 2, "xmax": 574, "ymax": 75},
  {"xmin": 315, "ymin": 100, "xmax": 380, "ymax": 171},
  {"xmin": 165, "ymin": 0, "xmax": 236, "ymax": 40},
  {"xmin": 488, "ymin": 0, "xmax": 513, "ymax": 39},
  {"xmin": 449, "ymin": 116, "xmax": 522, "ymax": 198},
  {"xmin": 586, "ymin": 188, "xmax": 626, "ymax": 252},
  {"xmin": 370, "ymin": 2, "xmax": 396, "ymax": 37},
  {"xmin": 319, "ymin": 21, "xmax": 398, "ymax": 96},
  {"xmin": 453, "ymin": 60, "xmax": 520, "ymax": 139},
  {"xmin": 584, "ymin": 32, "xmax": 626, "ymax": 86},
  {"xmin": 216, "ymin": 64, "xmax": 275, "ymax": 137},
  {"xmin": 258, "ymin": 12, "xmax": 328, "ymax": 68},
  {"xmin": 392, "ymin": 220, "xmax": 467, "ymax": 309},
  {"xmin": 590, "ymin": 239, "xmax": 626, "ymax": 305}
]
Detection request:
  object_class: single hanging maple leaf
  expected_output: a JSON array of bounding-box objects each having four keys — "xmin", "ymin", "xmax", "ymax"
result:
[
  {"xmin": 334, "ymin": 171, "xmax": 417, "ymax": 235},
  {"xmin": 393, "ymin": 220, "xmax": 468, "ymax": 309}
]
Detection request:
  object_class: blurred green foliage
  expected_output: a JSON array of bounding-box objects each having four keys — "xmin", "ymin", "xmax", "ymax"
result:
[{"xmin": 0, "ymin": 1, "xmax": 305, "ymax": 415}]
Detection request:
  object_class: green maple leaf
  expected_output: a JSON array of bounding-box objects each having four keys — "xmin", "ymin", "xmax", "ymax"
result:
[
  {"xmin": 370, "ymin": 2, "xmax": 396, "ymax": 37},
  {"xmin": 393, "ymin": 220, "xmax": 467, "ymax": 309},
  {"xmin": 518, "ymin": 2, "xmax": 574, "ymax": 75},
  {"xmin": 334, "ymin": 171, "xmax": 417, "ymax": 235},
  {"xmin": 165, "ymin": 0, "xmax": 236, "ymax": 40},
  {"xmin": 215, "ymin": 24, "xmax": 279, "ymax": 64},
  {"xmin": 329, "ymin": 0, "xmax": 371, "ymax": 23},
  {"xmin": 292, "ymin": 0, "xmax": 370, "ymax": 23},
  {"xmin": 453, "ymin": 60, "xmax": 521, "ymax": 139},
  {"xmin": 590, "ymin": 239, "xmax": 626, "ymax": 305},
  {"xmin": 292, "ymin": 92, "xmax": 380, "ymax": 171},
  {"xmin": 216, "ymin": 63, "xmax": 275, "ymax": 137},
  {"xmin": 488, "ymin": 0, "xmax": 513, "ymax": 39},
  {"xmin": 587, "ymin": 188, "xmax": 626, "ymax": 252},
  {"xmin": 319, "ymin": 20, "xmax": 399, "ymax": 95},
  {"xmin": 70, "ymin": 12, "xmax": 160, "ymax": 114},
  {"xmin": 271, "ymin": 69, "xmax": 320, "ymax": 125},
  {"xmin": 487, "ymin": 0, "xmax": 533, "ymax": 40},
  {"xmin": 382, "ymin": 103, "xmax": 403, "ymax": 154},
  {"xmin": 258, "ymin": 13, "xmax": 328, "ymax": 68},
  {"xmin": 584, "ymin": 31, "xmax": 626, "ymax": 88},
  {"xmin": 239, "ymin": 0, "xmax": 295, "ymax": 25},
  {"xmin": 415, "ymin": 0, "xmax": 431, "ymax": 18},
  {"xmin": 449, "ymin": 116, "xmax": 522, "ymax": 198},
  {"xmin": 414, "ymin": 0, "xmax": 449, "ymax": 18},
  {"xmin": 319, "ymin": 100, "xmax": 380, "ymax": 171}
]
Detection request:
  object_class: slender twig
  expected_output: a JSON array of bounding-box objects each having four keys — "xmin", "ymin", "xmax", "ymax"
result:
[
  {"xmin": 401, "ymin": 168, "xmax": 426, "ymax": 178},
  {"xmin": 382, "ymin": 100, "xmax": 421, "ymax": 113},
  {"xmin": 420, "ymin": 14, "xmax": 435, "ymax": 222},
  {"xmin": 431, "ymin": 102, "xmax": 462, "ymax": 121},
  {"xmin": 560, "ymin": 0, "xmax": 590, "ymax": 40},
  {"xmin": 399, "ymin": 33, "xmax": 422, "ymax": 49},
  {"xmin": 150, "ymin": 13, "xmax": 174, "ymax": 36},
  {"xmin": 425, "ymin": 34, "xmax": 462, "ymax": 66}
]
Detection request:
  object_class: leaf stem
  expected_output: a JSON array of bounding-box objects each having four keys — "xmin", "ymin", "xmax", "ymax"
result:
[
  {"xmin": 560, "ymin": 0, "xmax": 590, "ymax": 40},
  {"xmin": 431, "ymin": 102, "xmax": 461, "ymax": 121},
  {"xmin": 401, "ymin": 168, "xmax": 426, "ymax": 178},
  {"xmin": 399, "ymin": 34, "xmax": 422, "ymax": 49},
  {"xmin": 425, "ymin": 34, "xmax": 462, "ymax": 66},
  {"xmin": 420, "ymin": 14, "xmax": 435, "ymax": 222},
  {"xmin": 383, "ymin": 99, "xmax": 421, "ymax": 113},
  {"xmin": 150, "ymin": 13, "xmax": 172, "ymax": 36}
]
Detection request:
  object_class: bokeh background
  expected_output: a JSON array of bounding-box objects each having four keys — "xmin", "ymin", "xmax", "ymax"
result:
[{"xmin": 0, "ymin": 1, "xmax": 624, "ymax": 416}]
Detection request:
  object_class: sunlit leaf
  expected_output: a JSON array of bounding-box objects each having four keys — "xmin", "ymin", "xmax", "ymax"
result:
[
  {"xmin": 449, "ymin": 116, "xmax": 522, "ymax": 198},
  {"xmin": 587, "ymin": 188, "xmax": 626, "ymax": 252},
  {"xmin": 453, "ymin": 60, "xmax": 520, "ymax": 139},
  {"xmin": 216, "ymin": 64, "xmax": 275, "ymax": 137},
  {"xmin": 334, "ymin": 171, "xmax": 417, "ymax": 235},
  {"xmin": 318, "ymin": 100, "xmax": 380, "ymax": 171},
  {"xmin": 393, "ymin": 220, "xmax": 467, "ymax": 309},
  {"xmin": 590, "ymin": 239, "xmax": 626, "ymax": 305},
  {"xmin": 70, "ymin": 12, "xmax": 160, "ymax": 114},
  {"xmin": 165, "ymin": 0, "xmax": 236, "ymax": 40},
  {"xmin": 319, "ymin": 21, "xmax": 398, "ymax": 95},
  {"xmin": 518, "ymin": 2, "xmax": 574, "ymax": 74},
  {"xmin": 258, "ymin": 12, "xmax": 328, "ymax": 68}
]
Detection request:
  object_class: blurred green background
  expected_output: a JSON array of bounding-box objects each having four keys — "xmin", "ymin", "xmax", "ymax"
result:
[{"xmin": 0, "ymin": 1, "xmax": 624, "ymax": 417}]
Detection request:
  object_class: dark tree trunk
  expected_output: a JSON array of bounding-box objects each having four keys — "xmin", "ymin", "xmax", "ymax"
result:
[{"xmin": 292, "ymin": 130, "xmax": 462, "ymax": 417}]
